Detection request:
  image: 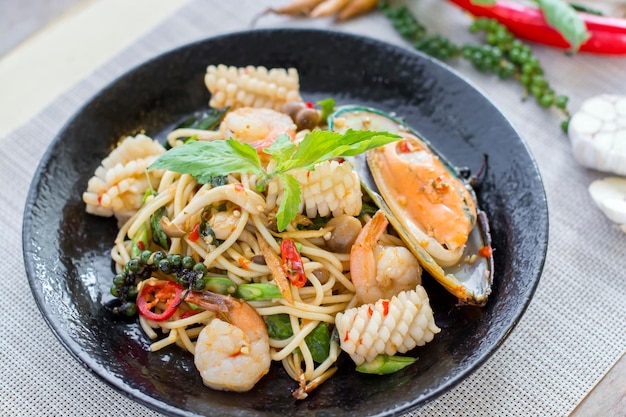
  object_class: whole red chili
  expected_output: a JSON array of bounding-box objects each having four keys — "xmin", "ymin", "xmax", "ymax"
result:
[{"xmin": 448, "ymin": 0, "xmax": 626, "ymax": 54}]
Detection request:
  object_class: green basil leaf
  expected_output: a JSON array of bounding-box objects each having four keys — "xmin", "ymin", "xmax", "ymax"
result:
[
  {"xmin": 275, "ymin": 173, "xmax": 301, "ymax": 232},
  {"xmin": 149, "ymin": 139, "xmax": 264, "ymax": 182},
  {"xmin": 263, "ymin": 133, "xmax": 296, "ymax": 165},
  {"xmin": 277, "ymin": 129, "xmax": 400, "ymax": 172},
  {"xmin": 537, "ymin": 0, "xmax": 590, "ymax": 51},
  {"xmin": 469, "ymin": 0, "xmax": 496, "ymax": 5}
]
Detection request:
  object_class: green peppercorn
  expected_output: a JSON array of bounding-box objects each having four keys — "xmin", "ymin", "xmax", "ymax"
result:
[
  {"xmin": 127, "ymin": 285, "xmax": 138, "ymax": 299},
  {"xmin": 113, "ymin": 273, "xmax": 126, "ymax": 287},
  {"xmin": 555, "ymin": 95, "xmax": 569, "ymax": 110},
  {"xmin": 126, "ymin": 258, "xmax": 141, "ymax": 273},
  {"xmin": 110, "ymin": 285, "xmax": 120, "ymax": 297},
  {"xmin": 159, "ymin": 258, "xmax": 172, "ymax": 274},
  {"xmin": 182, "ymin": 256, "xmax": 195, "ymax": 269},
  {"xmin": 140, "ymin": 250, "xmax": 152, "ymax": 264},
  {"xmin": 538, "ymin": 94, "xmax": 555, "ymax": 108},
  {"xmin": 193, "ymin": 262, "xmax": 207, "ymax": 276},
  {"xmin": 168, "ymin": 254, "xmax": 182, "ymax": 269},
  {"xmin": 152, "ymin": 251, "xmax": 166, "ymax": 264},
  {"xmin": 121, "ymin": 302, "xmax": 137, "ymax": 317},
  {"xmin": 193, "ymin": 278, "xmax": 205, "ymax": 291}
]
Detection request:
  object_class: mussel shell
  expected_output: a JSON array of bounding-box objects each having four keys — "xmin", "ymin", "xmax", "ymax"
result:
[{"xmin": 328, "ymin": 105, "xmax": 494, "ymax": 306}]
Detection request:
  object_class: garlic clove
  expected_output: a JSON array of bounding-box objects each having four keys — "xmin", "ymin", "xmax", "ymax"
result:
[{"xmin": 588, "ymin": 177, "xmax": 626, "ymax": 226}]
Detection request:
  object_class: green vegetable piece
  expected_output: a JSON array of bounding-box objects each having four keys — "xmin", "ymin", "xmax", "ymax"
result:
[
  {"xmin": 176, "ymin": 107, "xmax": 229, "ymax": 131},
  {"xmin": 141, "ymin": 188, "xmax": 155, "ymax": 204},
  {"xmin": 150, "ymin": 206, "xmax": 169, "ymax": 250},
  {"xmin": 537, "ymin": 0, "xmax": 590, "ymax": 52},
  {"xmin": 275, "ymin": 173, "xmax": 301, "ymax": 232},
  {"xmin": 304, "ymin": 322, "xmax": 331, "ymax": 363},
  {"xmin": 264, "ymin": 314, "xmax": 293, "ymax": 340},
  {"xmin": 131, "ymin": 222, "xmax": 149, "ymax": 258},
  {"xmin": 235, "ymin": 283, "xmax": 282, "ymax": 301},
  {"xmin": 204, "ymin": 277, "xmax": 237, "ymax": 295},
  {"xmin": 317, "ymin": 98, "xmax": 336, "ymax": 122},
  {"xmin": 356, "ymin": 354, "xmax": 417, "ymax": 374}
]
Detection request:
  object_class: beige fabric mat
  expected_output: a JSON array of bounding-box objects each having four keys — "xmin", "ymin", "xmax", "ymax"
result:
[{"xmin": 2, "ymin": 1, "xmax": 625, "ymax": 415}]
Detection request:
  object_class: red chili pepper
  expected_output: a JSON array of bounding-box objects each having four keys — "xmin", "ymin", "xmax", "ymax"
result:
[
  {"xmin": 179, "ymin": 309, "xmax": 201, "ymax": 319},
  {"xmin": 479, "ymin": 245, "xmax": 493, "ymax": 258},
  {"xmin": 447, "ymin": 0, "xmax": 626, "ymax": 54},
  {"xmin": 188, "ymin": 223, "xmax": 200, "ymax": 243},
  {"xmin": 382, "ymin": 300, "xmax": 390, "ymax": 316},
  {"xmin": 398, "ymin": 140, "xmax": 412, "ymax": 153},
  {"xmin": 137, "ymin": 280, "xmax": 184, "ymax": 321},
  {"xmin": 280, "ymin": 239, "xmax": 307, "ymax": 288}
]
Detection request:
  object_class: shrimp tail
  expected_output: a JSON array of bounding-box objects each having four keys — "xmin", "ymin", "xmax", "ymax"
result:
[
  {"xmin": 186, "ymin": 291, "xmax": 232, "ymax": 315},
  {"xmin": 356, "ymin": 210, "xmax": 388, "ymax": 249},
  {"xmin": 350, "ymin": 211, "xmax": 388, "ymax": 304}
]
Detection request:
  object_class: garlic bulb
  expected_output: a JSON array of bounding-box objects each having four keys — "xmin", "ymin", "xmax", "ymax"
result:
[{"xmin": 568, "ymin": 95, "xmax": 626, "ymax": 176}]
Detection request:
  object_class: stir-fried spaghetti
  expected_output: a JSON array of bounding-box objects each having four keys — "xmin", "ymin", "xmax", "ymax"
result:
[{"xmin": 84, "ymin": 64, "xmax": 441, "ymax": 399}]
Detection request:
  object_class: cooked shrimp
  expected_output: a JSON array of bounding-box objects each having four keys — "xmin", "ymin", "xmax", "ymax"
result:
[
  {"xmin": 350, "ymin": 211, "xmax": 422, "ymax": 304},
  {"xmin": 187, "ymin": 291, "xmax": 271, "ymax": 392},
  {"xmin": 220, "ymin": 107, "xmax": 296, "ymax": 153}
]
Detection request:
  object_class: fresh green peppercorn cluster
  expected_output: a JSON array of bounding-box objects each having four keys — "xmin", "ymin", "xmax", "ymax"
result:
[
  {"xmin": 380, "ymin": 2, "xmax": 460, "ymax": 60},
  {"xmin": 380, "ymin": 3, "xmax": 571, "ymax": 130},
  {"xmin": 469, "ymin": 18, "xmax": 570, "ymax": 120},
  {"xmin": 110, "ymin": 250, "xmax": 208, "ymax": 317},
  {"xmin": 461, "ymin": 44, "xmax": 515, "ymax": 79}
]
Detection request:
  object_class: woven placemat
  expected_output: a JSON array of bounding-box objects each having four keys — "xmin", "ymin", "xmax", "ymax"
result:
[{"xmin": 2, "ymin": 1, "xmax": 625, "ymax": 415}]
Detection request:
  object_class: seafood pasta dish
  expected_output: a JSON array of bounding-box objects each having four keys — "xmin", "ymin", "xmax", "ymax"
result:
[{"xmin": 82, "ymin": 64, "xmax": 493, "ymax": 399}]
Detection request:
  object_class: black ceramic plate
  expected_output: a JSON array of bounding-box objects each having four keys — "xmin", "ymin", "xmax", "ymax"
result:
[{"xmin": 23, "ymin": 29, "xmax": 547, "ymax": 417}]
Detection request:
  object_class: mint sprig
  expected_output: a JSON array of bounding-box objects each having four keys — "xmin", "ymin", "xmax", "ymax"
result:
[{"xmin": 150, "ymin": 129, "xmax": 400, "ymax": 231}]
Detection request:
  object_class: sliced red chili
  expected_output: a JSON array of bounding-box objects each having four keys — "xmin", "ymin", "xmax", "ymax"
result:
[
  {"xmin": 280, "ymin": 239, "xmax": 307, "ymax": 288},
  {"xmin": 188, "ymin": 223, "xmax": 200, "ymax": 243},
  {"xmin": 137, "ymin": 280, "xmax": 184, "ymax": 321}
]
